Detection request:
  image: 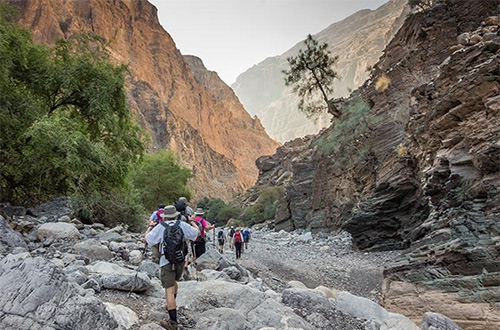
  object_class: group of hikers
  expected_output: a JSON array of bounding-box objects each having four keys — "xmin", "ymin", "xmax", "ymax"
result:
[
  {"xmin": 143, "ymin": 197, "xmax": 250, "ymax": 330},
  {"xmin": 217, "ymin": 226, "xmax": 251, "ymax": 259}
]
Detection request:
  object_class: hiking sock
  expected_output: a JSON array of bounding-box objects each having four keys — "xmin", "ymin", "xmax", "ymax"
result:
[{"xmin": 168, "ymin": 309, "xmax": 177, "ymax": 323}]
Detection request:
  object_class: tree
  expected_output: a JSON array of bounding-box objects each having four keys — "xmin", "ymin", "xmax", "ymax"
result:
[
  {"xmin": 283, "ymin": 34, "xmax": 340, "ymax": 118},
  {"xmin": 0, "ymin": 8, "xmax": 145, "ymax": 229},
  {"xmin": 129, "ymin": 151, "xmax": 193, "ymax": 211}
]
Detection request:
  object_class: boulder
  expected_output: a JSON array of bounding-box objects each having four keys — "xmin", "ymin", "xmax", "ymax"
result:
[
  {"xmin": 195, "ymin": 248, "xmax": 232, "ymax": 271},
  {"xmin": 297, "ymin": 231, "xmax": 312, "ymax": 243},
  {"xmin": 333, "ymin": 291, "xmax": 388, "ymax": 322},
  {"xmin": 177, "ymin": 280, "xmax": 266, "ymax": 314},
  {"xmin": 222, "ymin": 266, "xmax": 242, "ymax": 280},
  {"xmin": 109, "ymin": 241, "xmax": 127, "ymax": 252},
  {"xmin": 129, "ymin": 250, "xmax": 143, "ymax": 265},
  {"xmin": 380, "ymin": 313, "xmax": 419, "ymax": 330},
  {"xmin": 247, "ymin": 298, "xmax": 314, "ymax": 330},
  {"xmin": 139, "ymin": 324, "xmax": 163, "ymax": 330},
  {"xmin": 314, "ymin": 285, "xmax": 340, "ymax": 299},
  {"xmin": 421, "ymin": 312, "xmax": 462, "ymax": 330},
  {"xmin": 281, "ymin": 288, "xmax": 331, "ymax": 314},
  {"xmin": 37, "ymin": 222, "xmax": 80, "ymax": 240},
  {"xmin": 139, "ymin": 260, "xmax": 160, "ymax": 278},
  {"xmin": 288, "ymin": 280, "xmax": 307, "ymax": 288},
  {"xmin": 104, "ymin": 303, "xmax": 139, "ymax": 330},
  {"xmin": 196, "ymin": 308, "xmax": 251, "ymax": 330},
  {"xmin": 201, "ymin": 269, "xmax": 232, "ymax": 282},
  {"xmin": 87, "ymin": 261, "xmax": 151, "ymax": 292},
  {"xmin": 82, "ymin": 279, "xmax": 101, "ymax": 293},
  {"xmin": 0, "ymin": 215, "xmax": 28, "ymax": 254},
  {"xmin": 73, "ymin": 239, "xmax": 113, "ymax": 262},
  {"xmin": 98, "ymin": 231, "xmax": 123, "ymax": 242},
  {"xmin": 0, "ymin": 257, "xmax": 118, "ymax": 329}
]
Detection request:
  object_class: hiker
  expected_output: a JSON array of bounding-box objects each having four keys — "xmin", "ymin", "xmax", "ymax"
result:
[
  {"xmin": 191, "ymin": 208, "xmax": 215, "ymax": 262},
  {"xmin": 144, "ymin": 204, "xmax": 166, "ymax": 263},
  {"xmin": 146, "ymin": 205, "xmax": 200, "ymax": 330},
  {"xmin": 217, "ymin": 228, "xmax": 225, "ymax": 253},
  {"xmin": 243, "ymin": 228, "xmax": 251, "ymax": 250},
  {"xmin": 233, "ymin": 228, "xmax": 243, "ymax": 259},
  {"xmin": 228, "ymin": 226, "xmax": 235, "ymax": 250},
  {"xmin": 174, "ymin": 197, "xmax": 194, "ymax": 221}
]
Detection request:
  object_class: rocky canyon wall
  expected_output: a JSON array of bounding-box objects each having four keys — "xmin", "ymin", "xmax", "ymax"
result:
[
  {"xmin": 10, "ymin": 0, "xmax": 279, "ymax": 200},
  {"xmin": 252, "ymin": 1, "xmax": 500, "ymax": 328},
  {"xmin": 232, "ymin": 0, "xmax": 409, "ymax": 143}
]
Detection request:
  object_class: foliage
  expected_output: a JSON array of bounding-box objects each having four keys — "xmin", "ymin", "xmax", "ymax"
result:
[
  {"xmin": 0, "ymin": 9, "xmax": 144, "ymax": 229},
  {"xmin": 240, "ymin": 186, "xmax": 283, "ymax": 226},
  {"xmin": 375, "ymin": 74, "xmax": 391, "ymax": 93},
  {"xmin": 311, "ymin": 93, "xmax": 379, "ymax": 170},
  {"xmin": 129, "ymin": 150, "xmax": 193, "ymax": 211},
  {"xmin": 408, "ymin": 0, "xmax": 436, "ymax": 11},
  {"xmin": 283, "ymin": 34, "xmax": 340, "ymax": 117},
  {"xmin": 196, "ymin": 197, "xmax": 240, "ymax": 226}
]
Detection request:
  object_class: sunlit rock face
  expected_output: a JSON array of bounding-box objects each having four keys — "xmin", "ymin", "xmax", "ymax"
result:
[
  {"xmin": 232, "ymin": 0, "xmax": 409, "ymax": 143},
  {"xmin": 11, "ymin": 0, "xmax": 279, "ymax": 200}
]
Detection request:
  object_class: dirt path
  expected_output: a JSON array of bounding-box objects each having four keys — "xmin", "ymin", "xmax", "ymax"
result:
[{"xmin": 226, "ymin": 230, "xmax": 401, "ymax": 302}]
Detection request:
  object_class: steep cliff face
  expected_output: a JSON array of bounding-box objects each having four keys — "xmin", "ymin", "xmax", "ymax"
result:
[
  {"xmin": 11, "ymin": 0, "xmax": 278, "ymax": 200},
  {"xmin": 253, "ymin": 1, "xmax": 499, "ymax": 328},
  {"xmin": 232, "ymin": 0, "xmax": 408, "ymax": 142}
]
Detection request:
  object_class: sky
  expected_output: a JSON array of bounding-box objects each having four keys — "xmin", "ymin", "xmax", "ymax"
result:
[{"xmin": 149, "ymin": 0, "xmax": 389, "ymax": 85}]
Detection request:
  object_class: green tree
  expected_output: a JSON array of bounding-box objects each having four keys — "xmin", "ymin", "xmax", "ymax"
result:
[
  {"xmin": 0, "ymin": 9, "xmax": 144, "ymax": 228},
  {"xmin": 283, "ymin": 34, "xmax": 340, "ymax": 117},
  {"xmin": 129, "ymin": 151, "xmax": 193, "ymax": 211}
]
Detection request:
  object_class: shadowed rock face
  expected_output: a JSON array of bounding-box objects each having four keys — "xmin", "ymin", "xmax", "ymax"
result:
[
  {"xmin": 10, "ymin": 0, "xmax": 278, "ymax": 200},
  {"xmin": 232, "ymin": 0, "xmax": 409, "ymax": 143},
  {"xmin": 251, "ymin": 1, "xmax": 499, "ymax": 328}
]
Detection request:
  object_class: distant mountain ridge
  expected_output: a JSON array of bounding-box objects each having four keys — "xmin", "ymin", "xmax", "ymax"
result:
[
  {"xmin": 10, "ymin": 0, "xmax": 279, "ymax": 200},
  {"xmin": 232, "ymin": 0, "xmax": 409, "ymax": 143}
]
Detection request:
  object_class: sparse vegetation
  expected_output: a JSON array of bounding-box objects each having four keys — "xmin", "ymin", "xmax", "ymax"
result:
[
  {"xmin": 240, "ymin": 186, "xmax": 283, "ymax": 226},
  {"xmin": 311, "ymin": 93, "xmax": 379, "ymax": 172},
  {"xmin": 408, "ymin": 0, "xmax": 436, "ymax": 11},
  {"xmin": 375, "ymin": 74, "xmax": 391, "ymax": 93}
]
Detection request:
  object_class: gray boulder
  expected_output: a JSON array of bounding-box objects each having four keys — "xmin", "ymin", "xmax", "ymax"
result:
[
  {"xmin": 37, "ymin": 222, "xmax": 80, "ymax": 240},
  {"xmin": 223, "ymin": 266, "xmax": 242, "ymax": 280},
  {"xmin": 0, "ymin": 215, "xmax": 28, "ymax": 254},
  {"xmin": 421, "ymin": 312, "xmax": 462, "ymax": 330},
  {"xmin": 98, "ymin": 231, "xmax": 123, "ymax": 242},
  {"xmin": 248, "ymin": 298, "xmax": 314, "ymax": 330},
  {"xmin": 196, "ymin": 308, "xmax": 251, "ymax": 330},
  {"xmin": 139, "ymin": 260, "xmax": 160, "ymax": 278},
  {"xmin": 201, "ymin": 269, "xmax": 232, "ymax": 282},
  {"xmin": 281, "ymin": 287, "xmax": 331, "ymax": 314},
  {"xmin": 195, "ymin": 248, "xmax": 232, "ymax": 271},
  {"xmin": 82, "ymin": 279, "xmax": 101, "ymax": 293},
  {"xmin": 73, "ymin": 239, "xmax": 113, "ymax": 262},
  {"xmin": 0, "ymin": 257, "xmax": 117, "ymax": 329},
  {"xmin": 87, "ymin": 261, "xmax": 151, "ymax": 292},
  {"xmin": 380, "ymin": 313, "xmax": 419, "ymax": 330},
  {"xmin": 333, "ymin": 291, "xmax": 389, "ymax": 322},
  {"xmin": 129, "ymin": 250, "xmax": 143, "ymax": 265},
  {"xmin": 104, "ymin": 302, "xmax": 139, "ymax": 330}
]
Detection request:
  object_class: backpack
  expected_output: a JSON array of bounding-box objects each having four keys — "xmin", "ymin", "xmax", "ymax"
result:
[
  {"xmin": 174, "ymin": 200, "xmax": 187, "ymax": 215},
  {"xmin": 160, "ymin": 220, "xmax": 187, "ymax": 264},
  {"xmin": 229, "ymin": 229, "xmax": 235, "ymax": 237},
  {"xmin": 243, "ymin": 230, "xmax": 249, "ymax": 239},
  {"xmin": 218, "ymin": 230, "xmax": 224, "ymax": 240},
  {"xmin": 194, "ymin": 218, "xmax": 205, "ymax": 242},
  {"xmin": 234, "ymin": 231, "xmax": 242, "ymax": 243}
]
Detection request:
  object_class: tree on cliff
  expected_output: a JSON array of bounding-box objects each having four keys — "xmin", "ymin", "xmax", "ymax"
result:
[{"xmin": 283, "ymin": 34, "xmax": 340, "ymax": 118}]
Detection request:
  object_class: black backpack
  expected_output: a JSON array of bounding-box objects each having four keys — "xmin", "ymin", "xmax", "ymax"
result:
[
  {"xmin": 218, "ymin": 230, "xmax": 224, "ymax": 239},
  {"xmin": 161, "ymin": 220, "xmax": 187, "ymax": 264}
]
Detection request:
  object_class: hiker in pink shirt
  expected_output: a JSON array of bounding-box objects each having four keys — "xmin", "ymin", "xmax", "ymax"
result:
[{"xmin": 191, "ymin": 208, "xmax": 215, "ymax": 262}]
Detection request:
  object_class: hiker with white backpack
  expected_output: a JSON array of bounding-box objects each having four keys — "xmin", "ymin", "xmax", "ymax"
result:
[{"xmin": 146, "ymin": 205, "xmax": 200, "ymax": 330}]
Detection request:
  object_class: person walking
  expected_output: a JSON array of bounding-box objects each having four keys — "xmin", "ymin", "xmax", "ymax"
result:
[
  {"xmin": 233, "ymin": 228, "xmax": 243, "ymax": 259},
  {"xmin": 228, "ymin": 226, "xmax": 235, "ymax": 250},
  {"xmin": 243, "ymin": 228, "xmax": 251, "ymax": 250},
  {"xmin": 144, "ymin": 204, "xmax": 165, "ymax": 263},
  {"xmin": 217, "ymin": 228, "xmax": 225, "ymax": 253},
  {"xmin": 146, "ymin": 205, "xmax": 200, "ymax": 330},
  {"xmin": 191, "ymin": 208, "xmax": 215, "ymax": 263}
]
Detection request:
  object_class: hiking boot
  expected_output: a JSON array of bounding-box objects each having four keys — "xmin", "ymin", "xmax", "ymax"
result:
[{"xmin": 160, "ymin": 320, "xmax": 178, "ymax": 330}]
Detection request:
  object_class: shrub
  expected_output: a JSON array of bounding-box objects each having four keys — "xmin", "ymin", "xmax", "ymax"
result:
[{"xmin": 240, "ymin": 186, "xmax": 283, "ymax": 224}]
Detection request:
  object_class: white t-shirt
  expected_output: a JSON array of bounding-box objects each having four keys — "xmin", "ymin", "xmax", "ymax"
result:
[{"xmin": 146, "ymin": 220, "xmax": 198, "ymax": 267}]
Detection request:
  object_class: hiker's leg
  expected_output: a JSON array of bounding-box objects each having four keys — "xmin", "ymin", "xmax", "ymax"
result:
[
  {"xmin": 152, "ymin": 243, "xmax": 160, "ymax": 264},
  {"xmin": 165, "ymin": 286, "xmax": 176, "ymax": 310}
]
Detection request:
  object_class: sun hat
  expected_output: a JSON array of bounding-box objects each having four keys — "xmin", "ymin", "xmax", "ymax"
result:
[
  {"xmin": 194, "ymin": 208, "xmax": 204, "ymax": 216},
  {"xmin": 179, "ymin": 197, "xmax": 188, "ymax": 203},
  {"xmin": 160, "ymin": 205, "xmax": 180, "ymax": 219}
]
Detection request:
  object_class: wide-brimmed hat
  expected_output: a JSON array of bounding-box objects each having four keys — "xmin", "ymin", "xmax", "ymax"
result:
[
  {"xmin": 160, "ymin": 205, "xmax": 180, "ymax": 219},
  {"xmin": 194, "ymin": 208, "xmax": 204, "ymax": 216}
]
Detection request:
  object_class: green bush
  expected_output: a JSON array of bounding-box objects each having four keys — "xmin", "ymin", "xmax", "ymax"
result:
[
  {"xmin": 129, "ymin": 150, "xmax": 193, "ymax": 211},
  {"xmin": 240, "ymin": 186, "xmax": 283, "ymax": 225},
  {"xmin": 0, "ymin": 8, "xmax": 144, "ymax": 229}
]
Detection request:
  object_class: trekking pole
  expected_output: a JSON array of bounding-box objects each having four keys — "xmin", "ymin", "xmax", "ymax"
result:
[
  {"xmin": 128, "ymin": 241, "xmax": 148, "ymax": 298},
  {"xmin": 213, "ymin": 227, "xmax": 216, "ymax": 249}
]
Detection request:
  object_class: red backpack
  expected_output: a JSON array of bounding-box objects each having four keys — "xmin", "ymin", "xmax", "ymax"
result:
[{"xmin": 234, "ymin": 232, "xmax": 242, "ymax": 243}]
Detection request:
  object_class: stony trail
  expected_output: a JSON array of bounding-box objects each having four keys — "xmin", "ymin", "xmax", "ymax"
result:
[{"xmin": 218, "ymin": 229, "xmax": 401, "ymax": 301}]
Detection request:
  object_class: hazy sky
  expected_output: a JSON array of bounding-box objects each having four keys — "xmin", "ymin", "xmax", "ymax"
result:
[{"xmin": 149, "ymin": 0, "xmax": 389, "ymax": 85}]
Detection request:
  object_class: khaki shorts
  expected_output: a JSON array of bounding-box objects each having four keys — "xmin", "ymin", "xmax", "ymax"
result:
[{"xmin": 160, "ymin": 262, "xmax": 184, "ymax": 288}]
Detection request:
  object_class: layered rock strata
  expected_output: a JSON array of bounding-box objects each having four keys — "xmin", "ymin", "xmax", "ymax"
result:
[
  {"xmin": 252, "ymin": 1, "xmax": 500, "ymax": 328},
  {"xmin": 10, "ymin": 0, "xmax": 278, "ymax": 200}
]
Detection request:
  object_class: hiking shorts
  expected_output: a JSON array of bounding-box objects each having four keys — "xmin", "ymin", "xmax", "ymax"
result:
[
  {"xmin": 160, "ymin": 262, "xmax": 184, "ymax": 289},
  {"xmin": 244, "ymin": 236, "xmax": 249, "ymax": 243}
]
